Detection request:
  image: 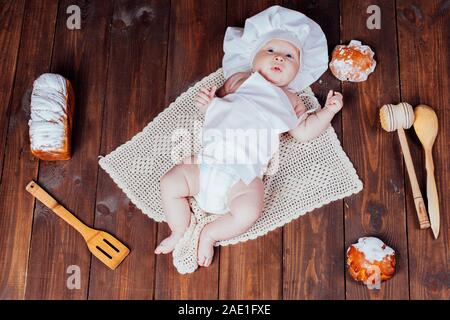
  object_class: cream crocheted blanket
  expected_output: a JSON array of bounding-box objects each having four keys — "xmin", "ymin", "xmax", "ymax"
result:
[{"xmin": 98, "ymin": 69, "xmax": 363, "ymax": 274}]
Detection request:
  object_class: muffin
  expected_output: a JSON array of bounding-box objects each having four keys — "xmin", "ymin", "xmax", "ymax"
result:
[
  {"xmin": 347, "ymin": 237, "xmax": 395, "ymax": 289},
  {"xmin": 329, "ymin": 40, "xmax": 376, "ymax": 82}
]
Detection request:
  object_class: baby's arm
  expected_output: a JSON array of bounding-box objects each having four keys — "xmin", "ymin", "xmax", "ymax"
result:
[
  {"xmin": 289, "ymin": 90, "xmax": 343, "ymax": 143},
  {"xmin": 194, "ymin": 72, "xmax": 250, "ymax": 113}
]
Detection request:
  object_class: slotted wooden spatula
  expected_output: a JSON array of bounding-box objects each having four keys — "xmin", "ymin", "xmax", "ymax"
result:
[{"xmin": 26, "ymin": 180, "xmax": 130, "ymax": 270}]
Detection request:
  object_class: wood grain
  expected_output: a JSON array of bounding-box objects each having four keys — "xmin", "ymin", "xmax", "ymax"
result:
[
  {"xmin": 396, "ymin": 0, "xmax": 450, "ymax": 299},
  {"xmin": 24, "ymin": 0, "xmax": 113, "ymax": 299},
  {"xmin": 154, "ymin": 0, "xmax": 226, "ymax": 299},
  {"xmin": 0, "ymin": 0, "xmax": 448, "ymax": 300},
  {"xmin": 0, "ymin": 0, "xmax": 59, "ymax": 299},
  {"xmin": 0, "ymin": 0, "xmax": 25, "ymax": 186},
  {"xmin": 88, "ymin": 0, "xmax": 170, "ymax": 300},
  {"xmin": 341, "ymin": 0, "xmax": 409, "ymax": 299},
  {"xmin": 282, "ymin": 0, "xmax": 345, "ymax": 300}
]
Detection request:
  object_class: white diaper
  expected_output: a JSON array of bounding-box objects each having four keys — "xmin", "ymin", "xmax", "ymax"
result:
[{"xmin": 193, "ymin": 163, "xmax": 241, "ymax": 215}]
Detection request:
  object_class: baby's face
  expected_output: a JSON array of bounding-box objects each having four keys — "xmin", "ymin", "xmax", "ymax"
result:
[{"xmin": 251, "ymin": 39, "xmax": 300, "ymax": 87}]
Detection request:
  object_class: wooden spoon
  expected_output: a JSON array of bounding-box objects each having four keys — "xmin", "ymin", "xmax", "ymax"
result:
[{"xmin": 413, "ymin": 105, "xmax": 440, "ymax": 239}]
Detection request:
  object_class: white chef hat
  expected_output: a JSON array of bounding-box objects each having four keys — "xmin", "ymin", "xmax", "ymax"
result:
[{"xmin": 222, "ymin": 5, "xmax": 328, "ymax": 92}]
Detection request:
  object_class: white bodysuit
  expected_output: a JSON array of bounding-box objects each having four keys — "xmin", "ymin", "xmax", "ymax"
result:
[{"xmin": 194, "ymin": 71, "xmax": 304, "ymax": 214}]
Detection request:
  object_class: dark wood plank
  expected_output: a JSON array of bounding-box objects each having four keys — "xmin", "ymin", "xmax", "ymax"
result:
[
  {"xmin": 88, "ymin": 0, "xmax": 170, "ymax": 300},
  {"xmin": 396, "ymin": 0, "xmax": 450, "ymax": 300},
  {"xmin": 0, "ymin": 0, "xmax": 25, "ymax": 186},
  {"xmin": 154, "ymin": 0, "xmax": 226, "ymax": 299},
  {"xmin": 24, "ymin": 0, "xmax": 112, "ymax": 299},
  {"xmin": 0, "ymin": 0, "xmax": 59, "ymax": 299},
  {"xmin": 341, "ymin": 0, "xmax": 409, "ymax": 299},
  {"xmin": 282, "ymin": 0, "xmax": 345, "ymax": 300},
  {"xmin": 218, "ymin": 0, "xmax": 284, "ymax": 300}
]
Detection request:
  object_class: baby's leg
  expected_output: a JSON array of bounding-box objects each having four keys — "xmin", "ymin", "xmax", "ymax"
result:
[
  {"xmin": 197, "ymin": 178, "xmax": 264, "ymax": 267},
  {"xmin": 155, "ymin": 156, "xmax": 199, "ymax": 254}
]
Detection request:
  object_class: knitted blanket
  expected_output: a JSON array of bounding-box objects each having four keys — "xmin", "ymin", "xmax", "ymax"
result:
[{"xmin": 98, "ymin": 69, "xmax": 363, "ymax": 274}]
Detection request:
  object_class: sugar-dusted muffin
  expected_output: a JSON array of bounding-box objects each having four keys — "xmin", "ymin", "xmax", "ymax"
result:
[
  {"xmin": 28, "ymin": 73, "xmax": 74, "ymax": 161},
  {"xmin": 347, "ymin": 237, "xmax": 395, "ymax": 290},
  {"xmin": 329, "ymin": 40, "xmax": 376, "ymax": 82}
]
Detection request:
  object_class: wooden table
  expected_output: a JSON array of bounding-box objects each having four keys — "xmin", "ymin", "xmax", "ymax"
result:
[{"xmin": 0, "ymin": 0, "xmax": 448, "ymax": 300}]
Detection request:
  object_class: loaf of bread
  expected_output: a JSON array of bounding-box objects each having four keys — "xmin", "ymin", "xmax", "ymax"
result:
[{"xmin": 28, "ymin": 73, "xmax": 74, "ymax": 161}]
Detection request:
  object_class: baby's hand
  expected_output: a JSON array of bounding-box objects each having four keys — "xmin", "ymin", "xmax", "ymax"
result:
[
  {"xmin": 294, "ymin": 98, "xmax": 307, "ymax": 117},
  {"xmin": 194, "ymin": 86, "xmax": 217, "ymax": 110},
  {"xmin": 324, "ymin": 90, "xmax": 343, "ymax": 114}
]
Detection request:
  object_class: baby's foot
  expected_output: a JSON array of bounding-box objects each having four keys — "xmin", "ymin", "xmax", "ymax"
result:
[
  {"xmin": 197, "ymin": 227, "xmax": 216, "ymax": 267},
  {"xmin": 154, "ymin": 231, "xmax": 184, "ymax": 254}
]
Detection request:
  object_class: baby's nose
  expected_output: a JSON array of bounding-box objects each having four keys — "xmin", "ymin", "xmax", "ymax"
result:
[{"xmin": 274, "ymin": 55, "xmax": 284, "ymax": 62}]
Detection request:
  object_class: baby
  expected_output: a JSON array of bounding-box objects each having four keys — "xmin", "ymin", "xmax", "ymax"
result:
[{"xmin": 155, "ymin": 6, "xmax": 343, "ymax": 267}]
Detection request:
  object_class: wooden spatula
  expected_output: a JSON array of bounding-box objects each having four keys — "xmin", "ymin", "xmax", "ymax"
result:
[{"xmin": 26, "ymin": 180, "xmax": 130, "ymax": 269}]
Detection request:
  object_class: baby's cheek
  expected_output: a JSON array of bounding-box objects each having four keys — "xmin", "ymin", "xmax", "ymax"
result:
[{"xmin": 283, "ymin": 65, "xmax": 298, "ymax": 84}]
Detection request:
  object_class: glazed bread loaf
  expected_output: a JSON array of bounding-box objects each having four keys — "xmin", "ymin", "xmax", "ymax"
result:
[
  {"xmin": 28, "ymin": 73, "xmax": 74, "ymax": 161},
  {"xmin": 329, "ymin": 40, "xmax": 376, "ymax": 82},
  {"xmin": 347, "ymin": 237, "xmax": 396, "ymax": 290}
]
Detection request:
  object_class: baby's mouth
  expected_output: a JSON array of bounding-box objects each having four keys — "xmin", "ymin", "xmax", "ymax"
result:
[{"xmin": 270, "ymin": 66, "xmax": 282, "ymax": 73}]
